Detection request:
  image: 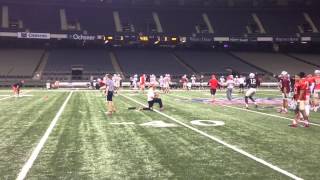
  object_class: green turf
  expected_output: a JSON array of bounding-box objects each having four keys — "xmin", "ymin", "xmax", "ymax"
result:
[{"xmin": 0, "ymin": 89, "xmax": 319, "ymax": 179}]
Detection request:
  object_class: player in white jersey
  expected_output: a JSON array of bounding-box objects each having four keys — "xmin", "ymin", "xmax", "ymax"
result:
[
  {"xmin": 115, "ymin": 74, "xmax": 122, "ymax": 92},
  {"xmin": 312, "ymin": 70, "xmax": 320, "ymax": 112},
  {"xmin": 159, "ymin": 75, "xmax": 164, "ymax": 91},
  {"xmin": 238, "ymin": 75, "xmax": 245, "ymax": 93},
  {"xmin": 133, "ymin": 74, "xmax": 138, "ymax": 90},
  {"xmin": 191, "ymin": 75, "xmax": 196, "ymax": 89},
  {"xmin": 225, "ymin": 75, "xmax": 235, "ymax": 101},
  {"xmin": 150, "ymin": 74, "xmax": 157, "ymax": 86},
  {"xmin": 199, "ymin": 75, "xmax": 204, "ymax": 90},
  {"xmin": 219, "ymin": 76, "xmax": 225, "ymax": 90},
  {"xmin": 163, "ymin": 74, "xmax": 171, "ymax": 93}
]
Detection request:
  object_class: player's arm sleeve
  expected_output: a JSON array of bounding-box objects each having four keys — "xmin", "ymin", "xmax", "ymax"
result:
[
  {"xmin": 310, "ymin": 82, "xmax": 315, "ymax": 93},
  {"xmin": 245, "ymin": 79, "xmax": 249, "ymax": 87}
]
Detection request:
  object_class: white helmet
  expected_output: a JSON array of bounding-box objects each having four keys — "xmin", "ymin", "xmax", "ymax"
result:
[
  {"xmin": 314, "ymin": 70, "xmax": 320, "ymax": 75},
  {"xmin": 281, "ymin": 71, "xmax": 288, "ymax": 76},
  {"xmin": 249, "ymin": 73, "xmax": 255, "ymax": 78}
]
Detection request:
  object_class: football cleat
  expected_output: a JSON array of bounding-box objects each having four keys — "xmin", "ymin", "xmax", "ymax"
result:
[{"xmin": 288, "ymin": 124, "xmax": 298, "ymax": 128}]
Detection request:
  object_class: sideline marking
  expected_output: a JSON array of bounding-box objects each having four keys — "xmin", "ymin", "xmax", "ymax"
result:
[
  {"xmin": 0, "ymin": 91, "xmax": 32, "ymax": 101},
  {"xmin": 16, "ymin": 91, "xmax": 73, "ymax": 180},
  {"xmin": 121, "ymin": 94, "xmax": 303, "ymax": 180}
]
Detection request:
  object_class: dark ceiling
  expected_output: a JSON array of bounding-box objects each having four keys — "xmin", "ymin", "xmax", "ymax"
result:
[{"xmin": 0, "ymin": 0, "xmax": 318, "ymax": 8}]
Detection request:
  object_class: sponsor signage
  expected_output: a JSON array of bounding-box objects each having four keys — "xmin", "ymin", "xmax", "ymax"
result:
[
  {"xmin": 213, "ymin": 37, "xmax": 229, "ymax": 42},
  {"xmin": 257, "ymin": 37, "xmax": 273, "ymax": 42},
  {"xmin": 17, "ymin": 32, "xmax": 50, "ymax": 39},
  {"xmin": 189, "ymin": 36, "xmax": 212, "ymax": 42},
  {"xmin": 274, "ymin": 37, "xmax": 299, "ymax": 42},
  {"xmin": 69, "ymin": 34, "xmax": 96, "ymax": 41},
  {"xmin": 229, "ymin": 37, "xmax": 250, "ymax": 42}
]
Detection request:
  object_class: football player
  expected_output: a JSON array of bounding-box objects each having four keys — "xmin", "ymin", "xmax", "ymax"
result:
[
  {"xmin": 191, "ymin": 75, "xmax": 196, "ymax": 89},
  {"xmin": 208, "ymin": 74, "xmax": 219, "ymax": 102},
  {"xmin": 140, "ymin": 84, "xmax": 164, "ymax": 111},
  {"xmin": 245, "ymin": 73, "xmax": 258, "ymax": 109},
  {"xmin": 225, "ymin": 75, "xmax": 235, "ymax": 101},
  {"xmin": 105, "ymin": 74, "xmax": 116, "ymax": 116},
  {"xmin": 163, "ymin": 74, "xmax": 171, "ymax": 93},
  {"xmin": 290, "ymin": 72, "xmax": 309, "ymax": 128},
  {"xmin": 304, "ymin": 74, "xmax": 314, "ymax": 116},
  {"xmin": 313, "ymin": 70, "xmax": 320, "ymax": 111},
  {"xmin": 12, "ymin": 80, "xmax": 24, "ymax": 97},
  {"xmin": 238, "ymin": 75, "xmax": 246, "ymax": 93},
  {"xmin": 159, "ymin": 75, "xmax": 164, "ymax": 91},
  {"xmin": 279, "ymin": 71, "xmax": 290, "ymax": 113},
  {"xmin": 140, "ymin": 74, "xmax": 146, "ymax": 92},
  {"xmin": 181, "ymin": 74, "xmax": 188, "ymax": 90}
]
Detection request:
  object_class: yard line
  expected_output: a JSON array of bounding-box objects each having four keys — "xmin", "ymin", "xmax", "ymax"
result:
[
  {"xmin": 0, "ymin": 90, "xmax": 32, "ymax": 101},
  {"xmin": 16, "ymin": 91, "xmax": 73, "ymax": 180},
  {"xmin": 0, "ymin": 96, "xmax": 14, "ymax": 101},
  {"xmin": 120, "ymin": 94, "xmax": 304, "ymax": 180},
  {"xmin": 169, "ymin": 93, "xmax": 320, "ymax": 127}
]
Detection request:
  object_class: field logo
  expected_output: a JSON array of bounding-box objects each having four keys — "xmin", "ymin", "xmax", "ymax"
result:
[
  {"xmin": 140, "ymin": 121, "xmax": 178, "ymax": 128},
  {"xmin": 190, "ymin": 120, "xmax": 225, "ymax": 127}
]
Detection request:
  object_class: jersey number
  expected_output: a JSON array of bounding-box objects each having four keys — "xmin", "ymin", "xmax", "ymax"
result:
[{"xmin": 250, "ymin": 79, "xmax": 256, "ymax": 85}]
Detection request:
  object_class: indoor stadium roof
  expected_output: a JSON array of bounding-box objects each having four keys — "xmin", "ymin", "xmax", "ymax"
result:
[{"xmin": 0, "ymin": 0, "xmax": 318, "ymax": 7}]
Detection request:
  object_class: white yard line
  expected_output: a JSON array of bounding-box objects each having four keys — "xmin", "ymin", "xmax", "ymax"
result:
[
  {"xmin": 169, "ymin": 93, "xmax": 320, "ymax": 127},
  {"xmin": 120, "ymin": 94, "xmax": 303, "ymax": 180},
  {"xmin": 0, "ymin": 96, "xmax": 14, "ymax": 101},
  {"xmin": 16, "ymin": 91, "xmax": 73, "ymax": 180},
  {"xmin": 0, "ymin": 90, "xmax": 32, "ymax": 101}
]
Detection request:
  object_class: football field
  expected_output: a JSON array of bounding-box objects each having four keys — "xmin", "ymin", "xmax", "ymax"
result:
[{"xmin": 1, "ymin": 88, "xmax": 320, "ymax": 180}]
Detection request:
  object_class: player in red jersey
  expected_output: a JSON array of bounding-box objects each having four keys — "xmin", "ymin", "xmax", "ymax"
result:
[
  {"xmin": 12, "ymin": 80, "xmax": 24, "ymax": 97},
  {"xmin": 305, "ymin": 74, "xmax": 314, "ymax": 116},
  {"xmin": 313, "ymin": 70, "xmax": 320, "ymax": 111},
  {"xmin": 289, "ymin": 72, "xmax": 309, "ymax": 128},
  {"xmin": 180, "ymin": 75, "xmax": 188, "ymax": 90},
  {"xmin": 278, "ymin": 71, "xmax": 291, "ymax": 113},
  {"xmin": 140, "ymin": 74, "xmax": 146, "ymax": 92},
  {"xmin": 208, "ymin": 74, "xmax": 219, "ymax": 102}
]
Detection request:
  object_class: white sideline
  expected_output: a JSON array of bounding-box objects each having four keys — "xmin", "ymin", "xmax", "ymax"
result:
[
  {"xmin": 170, "ymin": 93, "xmax": 320, "ymax": 127},
  {"xmin": 0, "ymin": 91, "xmax": 32, "ymax": 101},
  {"xmin": 120, "ymin": 94, "xmax": 303, "ymax": 180},
  {"xmin": 16, "ymin": 91, "xmax": 73, "ymax": 180}
]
